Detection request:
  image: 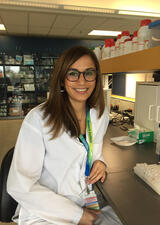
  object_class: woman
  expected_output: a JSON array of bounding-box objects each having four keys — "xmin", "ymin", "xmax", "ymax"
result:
[{"xmin": 7, "ymin": 46, "xmax": 122, "ymax": 225}]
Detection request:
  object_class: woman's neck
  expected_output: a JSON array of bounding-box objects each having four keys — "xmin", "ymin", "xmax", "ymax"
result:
[
  {"xmin": 71, "ymin": 101, "xmax": 86, "ymax": 122},
  {"xmin": 70, "ymin": 100, "xmax": 86, "ymax": 114}
]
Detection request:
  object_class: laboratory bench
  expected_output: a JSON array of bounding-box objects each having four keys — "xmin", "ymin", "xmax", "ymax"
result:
[{"xmin": 98, "ymin": 124, "xmax": 160, "ymax": 225}]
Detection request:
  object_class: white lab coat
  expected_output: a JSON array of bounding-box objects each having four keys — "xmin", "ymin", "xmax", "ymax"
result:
[{"xmin": 7, "ymin": 104, "xmax": 109, "ymax": 225}]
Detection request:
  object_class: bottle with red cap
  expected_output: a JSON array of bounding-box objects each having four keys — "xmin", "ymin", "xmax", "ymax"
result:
[
  {"xmin": 138, "ymin": 19, "xmax": 152, "ymax": 50},
  {"xmin": 110, "ymin": 39, "xmax": 115, "ymax": 58},
  {"xmin": 115, "ymin": 34, "xmax": 121, "ymax": 57},
  {"xmin": 119, "ymin": 30, "xmax": 130, "ymax": 55},
  {"xmin": 124, "ymin": 37, "xmax": 133, "ymax": 55},
  {"xmin": 101, "ymin": 39, "xmax": 111, "ymax": 59},
  {"xmin": 93, "ymin": 46, "xmax": 101, "ymax": 60},
  {"xmin": 132, "ymin": 30, "xmax": 138, "ymax": 52}
]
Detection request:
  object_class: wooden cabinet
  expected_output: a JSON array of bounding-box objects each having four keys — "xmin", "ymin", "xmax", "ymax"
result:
[{"xmin": 99, "ymin": 46, "xmax": 160, "ymax": 74}]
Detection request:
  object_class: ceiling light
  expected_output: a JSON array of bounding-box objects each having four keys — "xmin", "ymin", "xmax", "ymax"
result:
[
  {"xmin": 63, "ymin": 5, "xmax": 115, "ymax": 14},
  {"xmin": 0, "ymin": 24, "xmax": 6, "ymax": 30},
  {"xmin": 88, "ymin": 30, "xmax": 121, "ymax": 36},
  {"xmin": 118, "ymin": 10, "xmax": 160, "ymax": 18}
]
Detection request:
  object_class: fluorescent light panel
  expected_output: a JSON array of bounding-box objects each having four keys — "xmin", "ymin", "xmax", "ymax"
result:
[
  {"xmin": 88, "ymin": 30, "xmax": 121, "ymax": 36},
  {"xmin": 63, "ymin": 5, "xmax": 115, "ymax": 14},
  {"xmin": 0, "ymin": 24, "xmax": 6, "ymax": 30},
  {"xmin": 119, "ymin": 10, "xmax": 160, "ymax": 18}
]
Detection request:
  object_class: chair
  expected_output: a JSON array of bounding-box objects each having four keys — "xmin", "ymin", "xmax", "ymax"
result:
[{"xmin": 0, "ymin": 147, "xmax": 18, "ymax": 222}]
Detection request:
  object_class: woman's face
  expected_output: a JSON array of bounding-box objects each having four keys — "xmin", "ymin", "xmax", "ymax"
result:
[{"xmin": 64, "ymin": 55, "xmax": 96, "ymax": 106}]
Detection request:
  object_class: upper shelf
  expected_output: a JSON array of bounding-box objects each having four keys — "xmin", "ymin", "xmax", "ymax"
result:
[{"xmin": 99, "ymin": 45, "xmax": 160, "ymax": 74}]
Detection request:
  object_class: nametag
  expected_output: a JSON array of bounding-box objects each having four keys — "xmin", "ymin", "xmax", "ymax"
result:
[{"xmin": 83, "ymin": 190, "xmax": 100, "ymax": 210}]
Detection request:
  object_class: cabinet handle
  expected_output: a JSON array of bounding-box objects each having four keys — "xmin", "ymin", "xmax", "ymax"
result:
[
  {"xmin": 148, "ymin": 105, "xmax": 154, "ymax": 120},
  {"xmin": 156, "ymin": 106, "xmax": 160, "ymax": 122}
]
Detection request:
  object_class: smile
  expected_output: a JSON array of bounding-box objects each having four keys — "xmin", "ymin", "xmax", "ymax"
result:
[{"xmin": 74, "ymin": 88, "xmax": 88, "ymax": 92}]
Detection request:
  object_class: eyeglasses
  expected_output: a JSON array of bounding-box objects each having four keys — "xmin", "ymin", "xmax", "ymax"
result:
[{"xmin": 66, "ymin": 68, "xmax": 97, "ymax": 82}]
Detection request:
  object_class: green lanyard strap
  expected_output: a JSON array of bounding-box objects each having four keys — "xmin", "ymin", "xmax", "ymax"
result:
[{"xmin": 79, "ymin": 107, "xmax": 93, "ymax": 176}]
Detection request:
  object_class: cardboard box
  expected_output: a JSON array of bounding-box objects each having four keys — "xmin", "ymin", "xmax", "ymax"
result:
[
  {"xmin": 128, "ymin": 128, "xmax": 154, "ymax": 144},
  {"xmin": 9, "ymin": 104, "xmax": 24, "ymax": 116}
]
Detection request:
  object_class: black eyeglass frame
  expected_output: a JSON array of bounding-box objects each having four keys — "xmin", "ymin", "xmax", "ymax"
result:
[{"xmin": 66, "ymin": 68, "xmax": 97, "ymax": 82}]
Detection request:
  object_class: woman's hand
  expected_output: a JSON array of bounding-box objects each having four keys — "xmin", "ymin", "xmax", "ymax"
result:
[
  {"xmin": 88, "ymin": 160, "xmax": 107, "ymax": 184},
  {"xmin": 78, "ymin": 208, "xmax": 101, "ymax": 225}
]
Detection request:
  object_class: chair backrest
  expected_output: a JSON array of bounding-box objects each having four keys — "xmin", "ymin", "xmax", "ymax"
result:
[{"xmin": 0, "ymin": 147, "xmax": 18, "ymax": 222}]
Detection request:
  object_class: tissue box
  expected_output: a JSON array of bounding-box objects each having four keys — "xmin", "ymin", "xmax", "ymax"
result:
[{"xmin": 128, "ymin": 128, "xmax": 154, "ymax": 144}]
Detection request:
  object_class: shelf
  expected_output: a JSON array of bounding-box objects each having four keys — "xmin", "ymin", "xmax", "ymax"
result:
[
  {"xmin": 111, "ymin": 94, "xmax": 135, "ymax": 102},
  {"xmin": 99, "ymin": 46, "xmax": 160, "ymax": 74},
  {"xmin": 4, "ymin": 64, "xmax": 34, "ymax": 66},
  {"xmin": 0, "ymin": 55, "xmax": 57, "ymax": 119}
]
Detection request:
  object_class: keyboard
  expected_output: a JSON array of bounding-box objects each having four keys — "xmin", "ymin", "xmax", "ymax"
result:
[{"xmin": 134, "ymin": 163, "xmax": 160, "ymax": 195}]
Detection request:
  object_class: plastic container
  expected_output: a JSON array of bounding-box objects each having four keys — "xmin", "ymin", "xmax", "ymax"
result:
[
  {"xmin": 156, "ymin": 123, "xmax": 160, "ymax": 160},
  {"xmin": 124, "ymin": 37, "xmax": 132, "ymax": 54},
  {"xmin": 149, "ymin": 20, "xmax": 160, "ymax": 47},
  {"xmin": 132, "ymin": 30, "xmax": 138, "ymax": 52},
  {"xmin": 115, "ymin": 34, "xmax": 121, "ymax": 57},
  {"xmin": 93, "ymin": 46, "xmax": 101, "ymax": 60},
  {"xmin": 138, "ymin": 19, "xmax": 151, "ymax": 50},
  {"xmin": 119, "ymin": 30, "xmax": 130, "ymax": 56},
  {"xmin": 110, "ymin": 39, "xmax": 115, "ymax": 58},
  {"xmin": 102, "ymin": 39, "xmax": 111, "ymax": 59}
]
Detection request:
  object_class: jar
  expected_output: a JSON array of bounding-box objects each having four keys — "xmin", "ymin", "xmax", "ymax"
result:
[
  {"xmin": 124, "ymin": 37, "xmax": 133, "ymax": 55},
  {"xmin": 119, "ymin": 30, "xmax": 130, "ymax": 55},
  {"xmin": 93, "ymin": 46, "xmax": 101, "ymax": 60},
  {"xmin": 132, "ymin": 30, "xmax": 138, "ymax": 52},
  {"xmin": 102, "ymin": 39, "xmax": 111, "ymax": 59},
  {"xmin": 110, "ymin": 39, "xmax": 115, "ymax": 58},
  {"xmin": 115, "ymin": 34, "xmax": 121, "ymax": 57},
  {"xmin": 138, "ymin": 19, "xmax": 151, "ymax": 50}
]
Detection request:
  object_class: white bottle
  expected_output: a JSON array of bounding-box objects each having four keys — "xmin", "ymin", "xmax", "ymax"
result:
[
  {"xmin": 138, "ymin": 19, "xmax": 151, "ymax": 51},
  {"xmin": 93, "ymin": 46, "xmax": 101, "ymax": 60},
  {"xmin": 124, "ymin": 37, "xmax": 132, "ymax": 55},
  {"xmin": 102, "ymin": 39, "xmax": 111, "ymax": 59},
  {"xmin": 132, "ymin": 30, "xmax": 138, "ymax": 52},
  {"xmin": 110, "ymin": 39, "xmax": 115, "ymax": 58},
  {"xmin": 119, "ymin": 30, "xmax": 130, "ymax": 56},
  {"xmin": 115, "ymin": 34, "xmax": 121, "ymax": 57},
  {"xmin": 156, "ymin": 123, "xmax": 160, "ymax": 160}
]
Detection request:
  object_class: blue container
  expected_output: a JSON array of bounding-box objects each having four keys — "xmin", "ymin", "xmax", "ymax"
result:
[{"xmin": 149, "ymin": 20, "xmax": 160, "ymax": 47}]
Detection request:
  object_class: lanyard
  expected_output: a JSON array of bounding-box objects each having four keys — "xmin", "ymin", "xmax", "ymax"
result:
[{"xmin": 79, "ymin": 107, "xmax": 93, "ymax": 177}]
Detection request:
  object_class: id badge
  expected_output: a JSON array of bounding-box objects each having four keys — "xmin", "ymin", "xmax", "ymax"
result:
[{"xmin": 83, "ymin": 189, "xmax": 100, "ymax": 210}]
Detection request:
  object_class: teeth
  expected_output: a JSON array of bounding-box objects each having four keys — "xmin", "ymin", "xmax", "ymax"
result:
[{"xmin": 75, "ymin": 88, "xmax": 87, "ymax": 92}]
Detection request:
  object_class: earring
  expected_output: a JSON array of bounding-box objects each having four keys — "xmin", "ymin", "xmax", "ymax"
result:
[{"xmin": 60, "ymin": 87, "xmax": 65, "ymax": 93}]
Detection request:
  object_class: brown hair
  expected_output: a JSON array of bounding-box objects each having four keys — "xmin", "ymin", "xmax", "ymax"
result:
[{"xmin": 41, "ymin": 46, "xmax": 105, "ymax": 139}]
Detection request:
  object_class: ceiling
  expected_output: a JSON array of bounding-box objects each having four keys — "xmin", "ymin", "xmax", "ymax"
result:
[{"xmin": 0, "ymin": 0, "xmax": 159, "ymax": 40}]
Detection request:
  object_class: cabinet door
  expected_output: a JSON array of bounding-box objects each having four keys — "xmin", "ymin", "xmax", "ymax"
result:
[{"xmin": 134, "ymin": 84, "xmax": 157, "ymax": 130}]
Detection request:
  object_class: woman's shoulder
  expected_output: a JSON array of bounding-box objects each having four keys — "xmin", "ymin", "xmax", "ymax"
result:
[
  {"xmin": 23, "ymin": 103, "xmax": 45, "ymax": 125},
  {"xmin": 90, "ymin": 107, "xmax": 109, "ymax": 122}
]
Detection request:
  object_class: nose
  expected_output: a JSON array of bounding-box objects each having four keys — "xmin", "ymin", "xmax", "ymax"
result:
[{"xmin": 78, "ymin": 73, "xmax": 86, "ymax": 83}]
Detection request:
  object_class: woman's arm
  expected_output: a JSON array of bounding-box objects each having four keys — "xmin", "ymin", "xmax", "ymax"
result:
[{"xmin": 88, "ymin": 108, "xmax": 109, "ymax": 184}]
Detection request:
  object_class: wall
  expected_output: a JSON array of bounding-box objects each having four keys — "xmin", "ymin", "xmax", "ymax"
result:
[
  {"xmin": 0, "ymin": 35, "xmax": 104, "ymax": 56},
  {"xmin": 111, "ymin": 97, "xmax": 135, "ymax": 113},
  {"xmin": 0, "ymin": 119, "xmax": 22, "ymax": 165}
]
